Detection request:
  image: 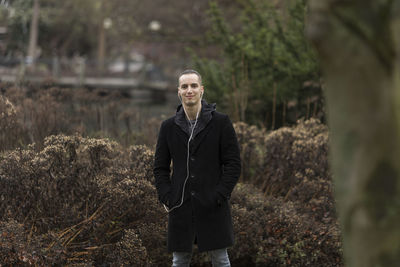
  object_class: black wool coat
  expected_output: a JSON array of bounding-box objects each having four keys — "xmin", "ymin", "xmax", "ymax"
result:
[{"xmin": 153, "ymin": 100, "xmax": 241, "ymax": 252}]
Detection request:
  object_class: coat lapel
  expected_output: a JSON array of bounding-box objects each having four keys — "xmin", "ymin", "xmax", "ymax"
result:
[
  {"xmin": 190, "ymin": 122, "xmax": 214, "ymax": 154},
  {"xmin": 174, "ymin": 124, "xmax": 189, "ymax": 148},
  {"xmin": 173, "ymin": 100, "xmax": 216, "ymax": 151}
]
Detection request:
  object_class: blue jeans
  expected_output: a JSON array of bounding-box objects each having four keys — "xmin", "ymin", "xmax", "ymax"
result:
[{"xmin": 172, "ymin": 248, "xmax": 231, "ymax": 267}]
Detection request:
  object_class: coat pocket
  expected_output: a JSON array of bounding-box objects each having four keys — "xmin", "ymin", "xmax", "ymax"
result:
[
  {"xmin": 197, "ymin": 190, "xmax": 223, "ymax": 209},
  {"xmin": 214, "ymin": 191, "xmax": 226, "ymax": 207}
]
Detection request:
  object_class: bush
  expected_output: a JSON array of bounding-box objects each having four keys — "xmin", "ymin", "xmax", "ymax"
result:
[
  {"xmin": 231, "ymin": 119, "xmax": 342, "ymax": 266},
  {"xmin": 0, "ymin": 118, "xmax": 342, "ymax": 266},
  {"xmin": 0, "ymin": 95, "xmax": 27, "ymax": 151},
  {"xmin": 102, "ymin": 229, "xmax": 150, "ymax": 266},
  {"xmin": 258, "ymin": 118, "xmax": 334, "ymax": 221},
  {"xmin": 233, "ymin": 121, "xmax": 267, "ymax": 183},
  {"xmin": 230, "ymin": 183, "xmax": 342, "ymax": 266},
  {"xmin": 0, "ymin": 135, "xmax": 167, "ymax": 265},
  {"xmin": 0, "ymin": 220, "xmax": 67, "ymax": 266},
  {"xmin": 1, "ymin": 84, "xmax": 162, "ymax": 150}
]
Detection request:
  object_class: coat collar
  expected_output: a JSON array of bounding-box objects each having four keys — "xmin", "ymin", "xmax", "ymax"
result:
[{"xmin": 174, "ymin": 100, "xmax": 216, "ymax": 138}]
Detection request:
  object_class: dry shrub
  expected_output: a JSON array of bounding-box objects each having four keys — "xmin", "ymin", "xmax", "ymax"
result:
[
  {"xmin": 1, "ymin": 84, "xmax": 162, "ymax": 149},
  {"xmin": 229, "ymin": 183, "xmax": 343, "ymax": 266},
  {"xmin": 121, "ymin": 116, "xmax": 162, "ymax": 148},
  {"xmin": 0, "ymin": 134, "xmax": 167, "ymax": 265},
  {"xmin": 102, "ymin": 229, "xmax": 150, "ymax": 266},
  {"xmin": 129, "ymin": 145, "xmax": 155, "ymax": 181},
  {"xmin": 0, "ymin": 118, "xmax": 342, "ymax": 266},
  {"xmin": 22, "ymin": 93, "xmax": 72, "ymax": 148},
  {"xmin": 233, "ymin": 119, "xmax": 332, "ymax": 221},
  {"xmin": 0, "ymin": 220, "xmax": 67, "ymax": 266},
  {"xmin": 233, "ymin": 122, "xmax": 267, "ymax": 182},
  {"xmin": 0, "ymin": 95, "xmax": 26, "ymax": 151},
  {"xmin": 261, "ymin": 118, "xmax": 329, "ymax": 195},
  {"xmin": 229, "ymin": 119, "xmax": 342, "ymax": 266},
  {"xmin": 135, "ymin": 221, "xmax": 170, "ymax": 266},
  {"xmin": 1, "ymin": 86, "xmax": 72, "ymax": 149},
  {"xmin": 258, "ymin": 118, "xmax": 334, "ymax": 221},
  {"xmin": 0, "ymin": 135, "xmax": 118, "ymax": 230}
]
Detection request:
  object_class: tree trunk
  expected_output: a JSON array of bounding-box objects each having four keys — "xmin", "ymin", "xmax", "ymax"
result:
[
  {"xmin": 97, "ymin": 19, "xmax": 106, "ymax": 73},
  {"xmin": 239, "ymin": 57, "xmax": 249, "ymax": 122},
  {"xmin": 306, "ymin": 96, "xmax": 310, "ymax": 119},
  {"xmin": 307, "ymin": 1, "xmax": 400, "ymax": 266},
  {"xmin": 230, "ymin": 74, "xmax": 240, "ymax": 122},
  {"xmin": 271, "ymin": 82, "xmax": 277, "ymax": 130},
  {"xmin": 282, "ymin": 100, "xmax": 286, "ymax": 126},
  {"xmin": 27, "ymin": 0, "xmax": 40, "ymax": 65},
  {"xmin": 97, "ymin": 0, "xmax": 107, "ymax": 74}
]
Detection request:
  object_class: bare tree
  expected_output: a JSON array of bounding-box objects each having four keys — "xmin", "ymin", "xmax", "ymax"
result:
[
  {"xmin": 307, "ymin": 0, "xmax": 400, "ymax": 266},
  {"xmin": 27, "ymin": 0, "xmax": 39, "ymax": 64}
]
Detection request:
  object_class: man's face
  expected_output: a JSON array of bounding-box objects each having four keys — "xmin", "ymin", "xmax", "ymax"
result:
[{"xmin": 178, "ymin": 74, "xmax": 204, "ymax": 107}]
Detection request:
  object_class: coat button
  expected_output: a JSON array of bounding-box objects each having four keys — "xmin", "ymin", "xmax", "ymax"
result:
[
  {"xmin": 191, "ymin": 191, "xmax": 195, "ymax": 196},
  {"xmin": 190, "ymin": 157, "xmax": 195, "ymax": 162},
  {"xmin": 190, "ymin": 174, "xmax": 195, "ymax": 179}
]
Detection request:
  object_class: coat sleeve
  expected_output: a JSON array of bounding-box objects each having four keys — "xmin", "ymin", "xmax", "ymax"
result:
[
  {"xmin": 153, "ymin": 121, "xmax": 172, "ymax": 206},
  {"xmin": 216, "ymin": 115, "xmax": 241, "ymax": 200}
]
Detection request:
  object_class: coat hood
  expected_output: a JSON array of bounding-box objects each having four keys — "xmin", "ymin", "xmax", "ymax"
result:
[{"xmin": 174, "ymin": 100, "xmax": 216, "ymax": 138}]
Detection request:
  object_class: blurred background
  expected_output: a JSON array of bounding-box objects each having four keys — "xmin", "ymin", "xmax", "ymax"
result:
[
  {"xmin": 1, "ymin": 0, "xmax": 397, "ymax": 266},
  {"xmin": 0, "ymin": 0, "xmax": 324, "ymax": 150},
  {"xmin": 0, "ymin": 1, "xmax": 349, "ymax": 266}
]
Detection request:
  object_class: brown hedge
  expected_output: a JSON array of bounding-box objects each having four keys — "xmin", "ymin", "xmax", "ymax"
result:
[
  {"xmin": 234, "ymin": 119, "xmax": 335, "ymax": 223},
  {"xmin": 0, "ymin": 135, "xmax": 166, "ymax": 265},
  {"xmin": 0, "ymin": 119, "xmax": 342, "ymax": 266},
  {"xmin": 0, "ymin": 85, "xmax": 161, "ymax": 150},
  {"xmin": 230, "ymin": 183, "xmax": 342, "ymax": 266}
]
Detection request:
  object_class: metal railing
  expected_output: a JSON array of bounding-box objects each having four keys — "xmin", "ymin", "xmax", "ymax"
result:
[{"xmin": 0, "ymin": 56, "xmax": 171, "ymax": 90}]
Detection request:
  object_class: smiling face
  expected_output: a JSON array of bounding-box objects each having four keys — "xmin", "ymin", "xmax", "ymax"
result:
[{"xmin": 178, "ymin": 73, "xmax": 204, "ymax": 107}]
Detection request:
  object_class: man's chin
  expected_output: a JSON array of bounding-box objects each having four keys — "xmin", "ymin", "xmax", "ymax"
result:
[{"xmin": 184, "ymin": 101, "xmax": 198, "ymax": 107}]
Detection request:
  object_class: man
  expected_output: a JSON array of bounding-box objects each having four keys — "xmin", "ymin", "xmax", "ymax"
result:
[{"xmin": 154, "ymin": 69, "xmax": 241, "ymax": 266}]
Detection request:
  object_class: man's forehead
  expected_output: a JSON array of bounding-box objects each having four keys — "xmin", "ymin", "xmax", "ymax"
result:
[{"xmin": 179, "ymin": 73, "xmax": 200, "ymax": 84}]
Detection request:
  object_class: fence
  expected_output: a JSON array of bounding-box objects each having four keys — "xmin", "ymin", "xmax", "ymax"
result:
[{"xmin": 0, "ymin": 56, "xmax": 171, "ymax": 90}]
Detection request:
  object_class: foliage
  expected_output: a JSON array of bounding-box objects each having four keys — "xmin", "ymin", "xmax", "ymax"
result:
[
  {"xmin": 0, "ymin": 220, "xmax": 67, "ymax": 266},
  {"xmin": 230, "ymin": 183, "xmax": 342, "ymax": 266},
  {"xmin": 0, "ymin": 94, "xmax": 26, "ymax": 150},
  {"xmin": 259, "ymin": 118, "xmax": 331, "ymax": 218},
  {"xmin": 233, "ymin": 121, "xmax": 267, "ymax": 182},
  {"xmin": 231, "ymin": 119, "xmax": 342, "ymax": 266},
  {"xmin": 0, "ymin": 84, "xmax": 162, "ymax": 151},
  {"xmin": 0, "ymin": 117, "xmax": 343, "ymax": 265},
  {"xmin": 0, "ymin": 0, "xmax": 235, "ymax": 60},
  {"xmin": 1, "ymin": 0, "xmax": 140, "ymax": 58},
  {"xmin": 0, "ymin": 0, "xmax": 33, "ymax": 54},
  {"xmin": 0, "ymin": 135, "xmax": 168, "ymax": 265},
  {"xmin": 234, "ymin": 118, "xmax": 335, "ymax": 222},
  {"xmin": 195, "ymin": 0, "xmax": 322, "ymax": 128}
]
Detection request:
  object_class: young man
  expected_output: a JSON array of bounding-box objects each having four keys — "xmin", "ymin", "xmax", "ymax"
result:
[{"xmin": 153, "ymin": 69, "xmax": 241, "ymax": 266}]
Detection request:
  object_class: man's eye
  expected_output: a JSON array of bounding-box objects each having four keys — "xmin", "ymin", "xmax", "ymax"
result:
[
  {"xmin": 181, "ymin": 85, "xmax": 188, "ymax": 89},
  {"xmin": 191, "ymin": 84, "xmax": 198, "ymax": 88}
]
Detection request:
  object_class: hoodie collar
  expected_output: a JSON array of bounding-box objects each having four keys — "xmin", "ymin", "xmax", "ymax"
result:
[{"xmin": 174, "ymin": 100, "xmax": 216, "ymax": 138}]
